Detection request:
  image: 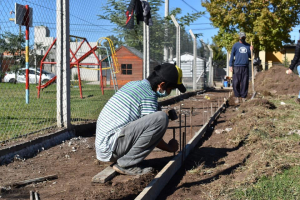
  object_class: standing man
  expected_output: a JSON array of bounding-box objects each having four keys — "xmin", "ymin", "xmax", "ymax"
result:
[
  {"xmin": 95, "ymin": 63, "xmax": 186, "ymax": 176},
  {"xmin": 229, "ymin": 32, "xmax": 253, "ymax": 103},
  {"xmin": 286, "ymin": 40, "xmax": 300, "ymax": 104}
]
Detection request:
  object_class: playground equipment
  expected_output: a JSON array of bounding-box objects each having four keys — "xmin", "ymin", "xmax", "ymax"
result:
[
  {"xmin": 37, "ymin": 36, "xmax": 103, "ymax": 98},
  {"xmin": 97, "ymin": 37, "xmax": 120, "ymax": 93},
  {"xmin": 37, "ymin": 36, "xmax": 120, "ymax": 98}
]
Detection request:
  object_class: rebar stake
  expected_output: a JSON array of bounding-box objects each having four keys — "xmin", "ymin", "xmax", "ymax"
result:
[
  {"xmin": 179, "ymin": 113, "xmax": 181, "ymax": 152},
  {"xmin": 182, "ymin": 132, "xmax": 186, "ymax": 166},
  {"xmin": 185, "ymin": 114, "xmax": 187, "ymax": 138},
  {"xmin": 190, "ymin": 107, "xmax": 193, "ymax": 137},
  {"xmin": 30, "ymin": 191, "xmax": 34, "ymax": 200},
  {"xmin": 202, "ymin": 102, "xmax": 204, "ymax": 126},
  {"xmin": 173, "ymin": 128, "xmax": 175, "ymax": 156}
]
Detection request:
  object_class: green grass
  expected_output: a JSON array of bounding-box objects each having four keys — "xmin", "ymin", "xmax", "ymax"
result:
[
  {"xmin": 0, "ymin": 82, "xmax": 114, "ymax": 142},
  {"xmin": 234, "ymin": 166, "xmax": 300, "ymax": 200}
]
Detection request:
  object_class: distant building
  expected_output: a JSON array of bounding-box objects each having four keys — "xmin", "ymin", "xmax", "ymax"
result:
[{"xmin": 100, "ymin": 45, "xmax": 159, "ymax": 87}]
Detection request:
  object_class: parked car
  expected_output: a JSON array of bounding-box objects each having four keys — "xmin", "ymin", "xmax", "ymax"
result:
[{"xmin": 4, "ymin": 68, "xmax": 55, "ymax": 84}]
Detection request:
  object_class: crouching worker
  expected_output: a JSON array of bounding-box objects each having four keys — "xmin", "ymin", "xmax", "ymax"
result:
[{"xmin": 95, "ymin": 63, "xmax": 186, "ymax": 176}]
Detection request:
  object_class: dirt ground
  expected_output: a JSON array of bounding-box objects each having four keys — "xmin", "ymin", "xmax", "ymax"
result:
[
  {"xmin": 1, "ymin": 65, "xmax": 299, "ymax": 200},
  {"xmin": 157, "ymin": 66, "xmax": 300, "ymax": 199},
  {"xmin": 255, "ymin": 65, "xmax": 300, "ymax": 95},
  {"xmin": 0, "ymin": 90, "xmax": 229, "ymax": 200}
]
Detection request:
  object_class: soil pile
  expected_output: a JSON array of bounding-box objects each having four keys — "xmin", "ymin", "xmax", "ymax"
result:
[{"xmin": 254, "ymin": 65, "xmax": 300, "ymax": 95}]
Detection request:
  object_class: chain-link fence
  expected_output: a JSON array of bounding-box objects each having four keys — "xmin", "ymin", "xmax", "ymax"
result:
[
  {"xmin": 0, "ymin": 0, "xmax": 115, "ymax": 142},
  {"xmin": 0, "ymin": 0, "xmax": 212, "ymax": 143}
]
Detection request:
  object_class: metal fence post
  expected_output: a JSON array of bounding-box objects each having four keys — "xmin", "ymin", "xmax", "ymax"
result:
[
  {"xmin": 62, "ymin": 0, "xmax": 71, "ymax": 129},
  {"xmin": 170, "ymin": 15, "xmax": 181, "ymax": 95},
  {"xmin": 56, "ymin": 0, "xmax": 70, "ymax": 129},
  {"xmin": 189, "ymin": 29, "xmax": 197, "ymax": 91},
  {"xmin": 56, "ymin": 0, "xmax": 63, "ymax": 128},
  {"xmin": 208, "ymin": 44, "xmax": 213, "ymax": 87}
]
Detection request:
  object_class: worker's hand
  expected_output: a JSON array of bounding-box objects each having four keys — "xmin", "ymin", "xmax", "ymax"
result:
[
  {"xmin": 250, "ymin": 45, "xmax": 253, "ymax": 51},
  {"xmin": 229, "ymin": 66, "xmax": 233, "ymax": 72},
  {"xmin": 286, "ymin": 69, "xmax": 293, "ymax": 75},
  {"xmin": 167, "ymin": 139, "xmax": 178, "ymax": 152}
]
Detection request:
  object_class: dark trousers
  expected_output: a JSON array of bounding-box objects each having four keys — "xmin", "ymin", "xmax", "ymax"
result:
[{"xmin": 233, "ymin": 66, "xmax": 249, "ymax": 98}]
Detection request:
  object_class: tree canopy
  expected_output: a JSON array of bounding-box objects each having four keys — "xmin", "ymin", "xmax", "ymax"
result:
[
  {"xmin": 98, "ymin": 0, "xmax": 204, "ymax": 62},
  {"xmin": 1, "ymin": 32, "xmax": 25, "ymax": 59},
  {"xmin": 202, "ymin": 0, "xmax": 300, "ymax": 55}
]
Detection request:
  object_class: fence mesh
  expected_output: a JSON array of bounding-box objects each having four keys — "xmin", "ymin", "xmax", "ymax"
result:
[
  {"xmin": 0, "ymin": 0, "xmax": 214, "ymax": 143},
  {"xmin": 0, "ymin": 1, "xmax": 59, "ymax": 142}
]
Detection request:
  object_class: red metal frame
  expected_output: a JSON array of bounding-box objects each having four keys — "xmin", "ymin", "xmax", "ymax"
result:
[{"xmin": 37, "ymin": 37, "xmax": 104, "ymax": 98}]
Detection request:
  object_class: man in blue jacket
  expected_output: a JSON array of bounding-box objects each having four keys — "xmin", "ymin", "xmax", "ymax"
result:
[{"xmin": 229, "ymin": 32, "xmax": 253, "ymax": 103}]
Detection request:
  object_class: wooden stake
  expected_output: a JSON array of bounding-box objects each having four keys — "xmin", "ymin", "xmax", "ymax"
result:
[{"xmin": 8, "ymin": 174, "xmax": 58, "ymax": 188}]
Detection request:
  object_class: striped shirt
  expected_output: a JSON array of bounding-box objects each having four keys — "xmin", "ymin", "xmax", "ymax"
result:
[{"xmin": 95, "ymin": 79, "xmax": 158, "ymax": 161}]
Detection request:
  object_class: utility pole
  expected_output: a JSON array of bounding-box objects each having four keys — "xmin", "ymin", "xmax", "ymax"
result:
[{"xmin": 163, "ymin": 0, "xmax": 169, "ymax": 62}]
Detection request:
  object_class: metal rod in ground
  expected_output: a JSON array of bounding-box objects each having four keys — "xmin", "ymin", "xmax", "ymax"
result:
[
  {"xmin": 30, "ymin": 191, "xmax": 34, "ymax": 200},
  {"xmin": 190, "ymin": 107, "xmax": 193, "ymax": 137},
  {"xmin": 183, "ymin": 132, "xmax": 186, "ymax": 165},
  {"xmin": 181, "ymin": 132, "xmax": 185, "ymax": 166},
  {"xmin": 211, "ymin": 103, "xmax": 213, "ymax": 117},
  {"xmin": 35, "ymin": 192, "xmax": 39, "ymax": 200},
  {"xmin": 179, "ymin": 113, "xmax": 181, "ymax": 152},
  {"xmin": 202, "ymin": 102, "xmax": 204, "ymax": 126},
  {"xmin": 207, "ymin": 103, "xmax": 209, "ymax": 122},
  {"xmin": 173, "ymin": 128, "xmax": 175, "ymax": 156},
  {"xmin": 184, "ymin": 114, "xmax": 187, "ymax": 138}
]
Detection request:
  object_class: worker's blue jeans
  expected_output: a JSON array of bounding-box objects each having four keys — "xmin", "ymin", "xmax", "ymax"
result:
[{"xmin": 297, "ymin": 65, "xmax": 300, "ymax": 99}]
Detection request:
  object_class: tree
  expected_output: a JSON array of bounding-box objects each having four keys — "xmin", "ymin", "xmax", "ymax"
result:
[
  {"xmin": 2, "ymin": 31, "xmax": 25, "ymax": 60},
  {"xmin": 0, "ymin": 34, "xmax": 6, "ymax": 82},
  {"xmin": 98, "ymin": 0, "xmax": 204, "ymax": 62},
  {"xmin": 1, "ymin": 32, "xmax": 26, "ymax": 83},
  {"xmin": 202, "ymin": 0, "xmax": 300, "ymax": 56},
  {"xmin": 211, "ymin": 36, "xmax": 226, "ymax": 68}
]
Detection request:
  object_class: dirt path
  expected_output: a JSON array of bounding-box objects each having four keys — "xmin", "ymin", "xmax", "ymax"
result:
[
  {"xmin": 158, "ymin": 94, "xmax": 300, "ymax": 200},
  {"xmin": 0, "ymin": 90, "xmax": 229, "ymax": 200}
]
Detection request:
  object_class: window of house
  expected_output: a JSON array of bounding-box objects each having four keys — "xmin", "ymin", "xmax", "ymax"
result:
[{"xmin": 121, "ymin": 64, "xmax": 132, "ymax": 75}]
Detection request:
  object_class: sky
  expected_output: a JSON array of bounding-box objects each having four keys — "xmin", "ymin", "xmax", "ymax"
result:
[{"xmin": 0, "ymin": 0, "xmax": 299, "ymax": 48}]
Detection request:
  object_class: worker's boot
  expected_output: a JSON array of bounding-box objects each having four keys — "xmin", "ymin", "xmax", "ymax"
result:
[
  {"xmin": 242, "ymin": 98, "xmax": 247, "ymax": 103},
  {"xmin": 113, "ymin": 163, "xmax": 153, "ymax": 176},
  {"xmin": 295, "ymin": 98, "xmax": 300, "ymax": 104},
  {"xmin": 234, "ymin": 97, "xmax": 240, "ymax": 104}
]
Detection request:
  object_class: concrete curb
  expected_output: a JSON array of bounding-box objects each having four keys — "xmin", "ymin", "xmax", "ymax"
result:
[
  {"xmin": 0, "ymin": 122, "xmax": 96, "ymax": 165},
  {"xmin": 135, "ymin": 103, "xmax": 226, "ymax": 200},
  {"xmin": 0, "ymin": 90, "xmax": 203, "ymax": 166}
]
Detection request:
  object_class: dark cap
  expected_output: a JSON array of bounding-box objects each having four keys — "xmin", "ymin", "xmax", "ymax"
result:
[
  {"xmin": 239, "ymin": 32, "xmax": 246, "ymax": 38},
  {"xmin": 154, "ymin": 63, "xmax": 186, "ymax": 93}
]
